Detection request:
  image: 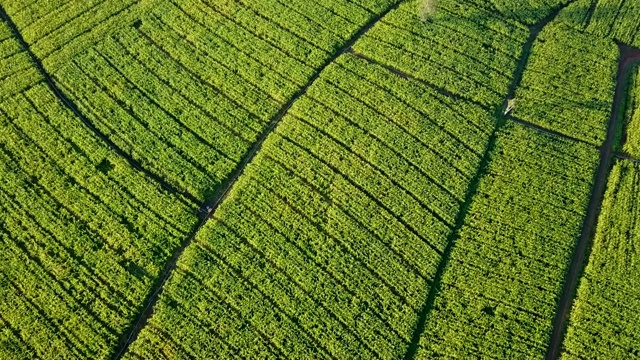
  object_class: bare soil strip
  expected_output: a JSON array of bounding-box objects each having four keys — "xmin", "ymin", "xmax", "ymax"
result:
[
  {"xmin": 111, "ymin": 2, "xmax": 405, "ymax": 358},
  {"xmin": 546, "ymin": 43, "xmax": 640, "ymax": 360},
  {"xmin": 0, "ymin": 5, "xmax": 197, "ymax": 204}
]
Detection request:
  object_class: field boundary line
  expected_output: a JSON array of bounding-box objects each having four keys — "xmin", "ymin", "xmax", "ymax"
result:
[
  {"xmin": 0, "ymin": 5, "xmax": 196, "ymax": 204},
  {"xmin": 506, "ymin": 115, "xmax": 597, "ymax": 146},
  {"xmin": 111, "ymin": 1, "xmax": 406, "ymax": 358},
  {"xmin": 346, "ymin": 48, "xmax": 493, "ymax": 111},
  {"xmin": 545, "ymin": 43, "xmax": 640, "ymax": 360},
  {"xmin": 614, "ymin": 152, "xmax": 640, "ymax": 164},
  {"xmin": 403, "ymin": 3, "xmax": 575, "ymax": 358}
]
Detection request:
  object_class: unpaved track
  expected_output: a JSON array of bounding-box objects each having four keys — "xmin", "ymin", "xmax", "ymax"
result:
[
  {"xmin": 0, "ymin": 5, "xmax": 197, "ymax": 203},
  {"xmin": 545, "ymin": 43, "xmax": 640, "ymax": 360},
  {"xmin": 111, "ymin": 1, "xmax": 405, "ymax": 358}
]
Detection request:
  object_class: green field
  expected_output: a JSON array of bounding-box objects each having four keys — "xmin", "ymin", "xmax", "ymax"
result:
[
  {"xmin": 1, "ymin": 0, "xmax": 640, "ymax": 359},
  {"xmin": 562, "ymin": 160, "xmax": 640, "ymax": 359}
]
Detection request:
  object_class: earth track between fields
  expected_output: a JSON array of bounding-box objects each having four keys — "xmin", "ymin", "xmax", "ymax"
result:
[
  {"xmin": 403, "ymin": 2, "xmax": 577, "ymax": 358},
  {"xmin": 545, "ymin": 43, "xmax": 640, "ymax": 360},
  {"xmin": 0, "ymin": 5, "xmax": 197, "ymax": 204},
  {"xmin": 110, "ymin": 1, "xmax": 406, "ymax": 358}
]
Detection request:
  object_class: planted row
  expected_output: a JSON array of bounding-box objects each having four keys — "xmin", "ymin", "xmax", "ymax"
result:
[
  {"xmin": 513, "ymin": 22, "xmax": 618, "ymax": 145},
  {"xmin": 0, "ymin": 21, "xmax": 42, "ymax": 99},
  {"xmin": 416, "ymin": 122, "xmax": 599, "ymax": 358},
  {"xmin": 561, "ymin": 160, "xmax": 640, "ymax": 359},
  {"xmin": 620, "ymin": 63, "xmax": 640, "ymax": 157}
]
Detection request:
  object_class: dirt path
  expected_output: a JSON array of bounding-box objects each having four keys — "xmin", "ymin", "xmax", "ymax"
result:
[
  {"xmin": 111, "ymin": 1, "xmax": 405, "ymax": 358},
  {"xmin": 0, "ymin": 5, "xmax": 197, "ymax": 204},
  {"xmin": 545, "ymin": 43, "xmax": 640, "ymax": 360}
]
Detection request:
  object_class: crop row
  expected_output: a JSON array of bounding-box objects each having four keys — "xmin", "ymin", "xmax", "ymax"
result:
[
  {"xmin": 351, "ymin": 0, "xmax": 529, "ymax": 108},
  {"xmin": 561, "ymin": 160, "xmax": 640, "ymax": 359},
  {"xmin": 488, "ymin": 0, "xmax": 573, "ymax": 25},
  {"xmin": 415, "ymin": 122, "xmax": 600, "ymax": 359},
  {"xmin": 621, "ymin": 63, "xmax": 640, "ymax": 157},
  {"xmin": 125, "ymin": 43, "xmax": 500, "ymax": 358},
  {"xmin": 1, "ymin": 0, "xmax": 155, "ymax": 72},
  {"xmin": 0, "ymin": 74, "xmax": 199, "ymax": 358},
  {"xmin": 558, "ymin": 0, "xmax": 640, "ymax": 48},
  {"xmin": 513, "ymin": 22, "xmax": 618, "ymax": 145},
  {"xmin": 0, "ymin": 21, "xmax": 42, "ymax": 99},
  {"xmin": 49, "ymin": 0, "xmax": 404, "ymax": 201}
]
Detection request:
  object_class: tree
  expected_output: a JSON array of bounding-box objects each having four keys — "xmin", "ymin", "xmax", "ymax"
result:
[{"xmin": 418, "ymin": 0, "xmax": 437, "ymax": 21}]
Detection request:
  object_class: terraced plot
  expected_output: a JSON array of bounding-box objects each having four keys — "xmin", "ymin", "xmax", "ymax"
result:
[
  {"xmin": 513, "ymin": 22, "xmax": 618, "ymax": 145},
  {"xmin": 125, "ymin": 47, "xmax": 499, "ymax": 359},
  {"xmin": 415, "ymin": 122, "xmax": 600, "ymax": 358},
  {"xmin": 621, "ymin": 63, "xmax": 640, "ymax": 156},
  {"xmin": 50, "ymin": 0, "xmax": 400, "ymax": 201},
  {"xmin": 352, "ymin": 0, "xmax": 529, "ymax": 108},
  {"xmin": 559, "ymin": 0, "xmax": 640, "ymax": 48}
]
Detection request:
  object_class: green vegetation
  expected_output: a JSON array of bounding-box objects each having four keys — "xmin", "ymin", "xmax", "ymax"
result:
[
  {"xmin": 0, "ymin": 23, "xmax": 199, "ymax": 358},
  {"xmin": 126, "ymin": 49, "xmax": 497, "ymax": 359},
  {"xmin": 50, "ymin": 0, "xmax": 397, "ymax": 201},
  {"xmin": 416, "ymin": 122, "xmax": 600, "ymax": 358},
  {"xmin": 488, "ymin": 0, "xmax": 573, "ymax": 25},
  {"xmin": 513, "ymin": 23, "xmax": 618, "ymax": 145},
  {"xmin": 621, "ymin": 63, "xmax": 640, "ymax": 156},
  {"xmin": 562, "ymin": 160, "xmax": 640, "ymax": 359},
  {"xmin": 559, "ymin": 0, "xmax": 640, "ymax": 48},
  {"xmin": 2, "ymin": 0, "xmax": 640, "ymax": 358},
  {"xmin": 353, "ymin": 0, "xmax": 529, "ymax": 108}
]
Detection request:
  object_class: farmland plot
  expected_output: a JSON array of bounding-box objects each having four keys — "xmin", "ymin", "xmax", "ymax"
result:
[
  {"xmin": 0, "ymin": 21, "xmax": 41, "ymax": 98},
  {"xmin": 486, "ymin": 0, "xmax": 574, "ymax": 25},
  {"xmin": 513, "ymin": 22, "xmax": 618, "ymax": 145},
  {"xmin": 351, "ymin": 0, "xmax": 530, "ymax": 108},
  {"xmin": 124, "ymin": 50, "xmax": 500, "ymax": 359},
  {"xmin": 558, "ymin": 0, "xmax": 640, "ymax": 48},
  {"xmin": 415, "ymin": 122, "xmax": 600, "ymax": 359},
  {"xmin": 0, "ymin": 54, "xmax": 199, "ymax": 359},
  {"xmin": 562, "ymin": 160, "xmax": 640, "ymax": 359},
  {"xmin": 1, "ymin": 0, "xmax": 638, "ymax": 358},
  {"xmin": 52, "ymin": 0, "xmax": 398, "ymax": 201},
  {"xmin": 0, "ymin": 0, "xmax": 155, "ymax": 71},
  {"xmin": 620, "ymin": 63, "xmax": 640, "ymax": 157}
]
